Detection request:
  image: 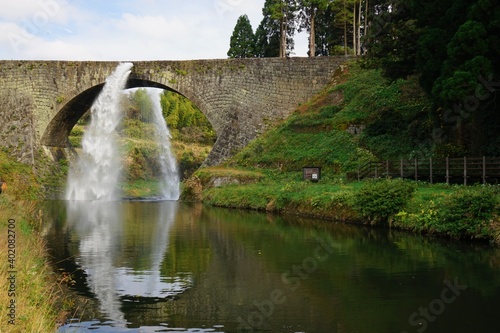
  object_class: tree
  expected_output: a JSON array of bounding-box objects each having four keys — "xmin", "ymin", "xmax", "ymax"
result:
[
  {"xmin": 363, "ymin": 0, "xmax": 500, "ymax": 155},
  {"xmin": 314, "ymin": 3, "xmax": 343, "ymax": 55},
  {"xmin": 257, "ymin": 0, "xmax": 296, "ymax": 58},
  {"xmin": 255, "ymin": 17, "xmax": 280, "ymax": 57},
  {"xmin": 227, "ymin": 15, "xmax": 256, "ymax": 58},
  {"xmin": 362, "ymin": 0, "xmax": 420, "ymax": 80},
  {"xmin": 331, "ymin": 0, "xmax": 354, "ymax": 55},
  {"xmin": 297, "ymin": 0, "xmax": 330, "ymax": 57}
]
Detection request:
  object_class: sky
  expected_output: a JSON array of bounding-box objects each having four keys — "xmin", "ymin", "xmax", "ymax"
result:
[{"xmin": 0, "ymin": 0, "xmax": 308, "ymax": 61}]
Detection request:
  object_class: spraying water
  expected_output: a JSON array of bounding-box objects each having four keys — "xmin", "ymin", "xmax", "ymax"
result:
[
  {"xmin": 66, "ymin": 62, "xmax": 133, "ymax": 201},
  {"xmin": 147, "ymin": 89, "xmax": 180, "ymax": 200}
]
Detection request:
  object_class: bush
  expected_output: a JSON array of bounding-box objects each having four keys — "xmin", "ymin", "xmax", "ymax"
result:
[
  {"xmin": 352, "ymin": 179, "xmax": 416, "ymax": 226},
  {"xmin": 395, "ymin": 186, "xmax": 499, "ymax": 241},
  {"xmin": 68, "ymin": 136, "xmax": 82, "ymax": 148},
  {"xmin": 437, "ymin": 187, "xmax": 497, "ymax": 239}
]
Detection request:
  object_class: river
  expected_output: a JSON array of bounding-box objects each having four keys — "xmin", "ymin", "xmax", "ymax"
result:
[{"xmin": 41, "ymin": 200, "xmax": 500, "ymax": 333}]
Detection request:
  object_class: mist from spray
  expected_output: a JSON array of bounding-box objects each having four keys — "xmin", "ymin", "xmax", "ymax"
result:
[
  {"xmin": 146, "ymin": 89, "xmax": 180, "ymax": 200},
  {"xmin": 66, "ymin": 62, "xmax": 133, "ymax": 201}
]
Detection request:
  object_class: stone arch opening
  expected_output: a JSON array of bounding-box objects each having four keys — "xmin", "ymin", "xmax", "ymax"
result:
[
  {"xmin": 41, "ymin": 78, "xmax": 216, "ymax": 150},
  {"xmin": 41, "ymin": 78, "xmax": 217, "ymax": 179}
]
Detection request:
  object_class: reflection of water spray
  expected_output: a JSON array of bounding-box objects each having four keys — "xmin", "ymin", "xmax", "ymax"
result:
[
  {"xmin": 115, "ymin": 202, "xmax": 191, "ymax": 298},
  {"xmin": 66, "ymin": 63, "xmax": 133, "ymax": 201},
  {"xmin": 61, "ymin": 201, "xmax": 191, "ymax": 331},
  {"xmin": 147, "ymin": 89, "xmax": 180, "ymax": 200},
  {"xmin": 66, "ymin": 200, "xmax": 126, "ymax": 326}
]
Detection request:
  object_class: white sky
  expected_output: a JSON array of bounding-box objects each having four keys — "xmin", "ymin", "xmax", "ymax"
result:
[{"xmin": 0, "ymin": 0, "xmax": 308, "ymax": 60}]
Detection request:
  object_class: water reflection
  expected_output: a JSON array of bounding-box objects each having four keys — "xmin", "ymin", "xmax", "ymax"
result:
[
  {"xmin": 59, "ymin": 200, "xmax": 190, "ymax": 331},
  {"xmin": 42, "ymin": 201, "xmax": 500, "ymax": 333},
  {"xmin": 67, "ymin": 200, "xmax": 126, "ymax": 326}
]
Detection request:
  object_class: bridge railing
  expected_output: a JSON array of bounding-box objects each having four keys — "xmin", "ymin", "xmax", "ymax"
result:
[{"xmin": 357, "ymin": 157, "xmax": 500, "ymax": 185}]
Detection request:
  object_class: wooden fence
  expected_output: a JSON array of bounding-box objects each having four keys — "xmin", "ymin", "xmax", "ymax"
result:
[{"xmin": 357, "ymin": 157, "xmax": 500, "ymax": 185}]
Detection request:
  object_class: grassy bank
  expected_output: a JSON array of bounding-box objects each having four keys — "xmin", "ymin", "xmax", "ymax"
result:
[
  {"xmin": 0, "ymin": 151, "xmax": 69, "ymax": 332},
  {"xmin": 196, "ymin": 170, "xmax": 500, "ymax": 244},
  {"xmin": 185, "ymin": 61, "xmax": 500, "ymax": 245}
]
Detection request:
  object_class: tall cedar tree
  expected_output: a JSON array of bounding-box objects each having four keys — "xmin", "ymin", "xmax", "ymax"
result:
[
  {"xmin": 363, "ymin": 0, "xmax": 419, "ymax": 80},
  {"xmin": 227, "ymin": 15, "xmax": 256, "ymax": 58},
  {"xmin": 331, "ymin": 0, "xmax": 354, "ymax": 55},
  {"xmin": 297, "ymin": 0, "xmax": 330, "ymax": 57},
  {"xmin": 314, "ymin": 3, "xmax": 343, "ymax": 55},
  {"xmin": 256, "ymin": 0, "xmax": 296, "ymax": 57},
  {"xmin": 255, "ymin": 16, "xmax": 280, "ymax": 57}
]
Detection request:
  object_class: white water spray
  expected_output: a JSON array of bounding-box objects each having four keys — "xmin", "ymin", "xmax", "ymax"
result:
[
  {"xmin": 147, "ymin": 89, "xmax": 180, "ymax": 200},
  {"xmin": 66, "ymin": 63, "xmax": 133, "ymax": 201}
]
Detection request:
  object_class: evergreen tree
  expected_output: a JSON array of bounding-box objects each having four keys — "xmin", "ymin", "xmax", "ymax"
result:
[
  {"xmin": 227, "ymin": 15, "xmax": 256, "ymax": 58},
  {"xmin": 363, "ymin": 0, "xmax": 500, "ymax": 154},
  {"xmin": 256, "ymin": 0, "xmax": 296, "ymax": 57},
  {"xmin": 331, "ymin": 0, "xmax": 354, "ymax": 55},
  {"xmin": 362, "ymin": 0, "xmax": 419, "ymax": 80},
  {"xmin": 314, "ymin": 3, "xmax": 344, "ymax": 55},
  {"xmin": 297, "ymin": 0, "xmax": 331, "ymax": 57},
  {"xmin": 255, "ymin": 15, "xmax": 281, "ymax": 57}
]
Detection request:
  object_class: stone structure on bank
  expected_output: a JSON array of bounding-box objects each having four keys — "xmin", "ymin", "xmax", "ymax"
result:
[{"xmin": 0, "ymin": 57, "xmax": 350, "ymax": 166}]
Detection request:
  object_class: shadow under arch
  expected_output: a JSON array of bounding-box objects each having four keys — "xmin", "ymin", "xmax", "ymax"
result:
[{"xmin": 40, "ymin": 78, "xmax": 215, "ymax": 150}]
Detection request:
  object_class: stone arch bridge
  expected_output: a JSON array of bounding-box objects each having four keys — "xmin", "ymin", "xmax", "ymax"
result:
[{"xmin": 0, "ymin": 57, "xmax": 350, "ymax": 166}]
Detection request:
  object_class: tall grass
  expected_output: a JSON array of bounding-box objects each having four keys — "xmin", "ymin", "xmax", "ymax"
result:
[
  {"xmin": 0, "ymin": 195, "xmax": 65, "ymax": 332},
  {"xmin": 0, "ymin": 151, "xmax": 68, "ymax": 332}
]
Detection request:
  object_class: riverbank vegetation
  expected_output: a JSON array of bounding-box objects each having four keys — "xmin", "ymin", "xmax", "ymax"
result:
[
  {"xmin": 0, "ymin": 151, "xmax": 70, "ymax": 332},
  {"xmin": 199, "ymin": 175, "xmax": 500, "ymax": 244},
  {"xmin": 185, "ymin": 62, "xmax": 500, "ymax": 245}
]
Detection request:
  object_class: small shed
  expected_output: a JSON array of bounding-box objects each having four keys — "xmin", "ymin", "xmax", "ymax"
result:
[{"xmin": 303, "ymin": 167, "xmax": 321, "ymax": 182}]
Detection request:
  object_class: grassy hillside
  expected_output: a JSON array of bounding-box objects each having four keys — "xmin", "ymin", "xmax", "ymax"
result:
[
  {"xmin": 229, "ymin": 62, "xmax": 433, "ymax": 177},
  {"xmin": 187, "ymin": 61, "xmax": 500, "ymax": 244}
]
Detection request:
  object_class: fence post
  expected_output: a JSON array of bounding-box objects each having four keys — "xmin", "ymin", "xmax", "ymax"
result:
[
  {"xmin": 483, "ymin": 156, "xmax": 486, "ymax": 184},
  {"xmin": 464, "ymin": 156, "xmax": 467, "ymax": 186},
  {"xmin": 446, "ymin": 157, "xmax": 449, "ymax": 184},
  {"xmin": 429, "ymin": 158, "xmax": 433, "ymax": 184},
  {"xmin": 400, "ymin": 159, "xmax": 404, "ymax": 179},
  {"xmin": 375, "ymin": 165, "xmax": 378, "ymax": 178},
  {"xmin": 386, "ymin": 160, "xmax": 389, "ymax": 179},
  {"xmin": 414, "ymin": 158, "xmax": 418, "ymax": 181}
]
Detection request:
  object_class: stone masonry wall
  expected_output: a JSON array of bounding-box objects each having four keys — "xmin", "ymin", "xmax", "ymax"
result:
[{"xmin": 0, "ymin": 57, "xmax": 351, "ymax": 166}]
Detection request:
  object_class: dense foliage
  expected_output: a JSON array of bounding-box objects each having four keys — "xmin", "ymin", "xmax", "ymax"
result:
[
  {"xmin": 395, "ymin": 186, "xmax": 498, "ymax": 240},
  {"xmin": 227, "ymin": 15, "xmax": 256, "ymax": 58},
  {"xmin": 364, "ymin": 0, "xmax": 500, "ymax": 156},
  {"xmin": 159, "ymin": 90, "xmax": 215, "ymax": 144},
  {"xmin": 352, "ymin": 179, "xmax": 416, "ymax": 226}
]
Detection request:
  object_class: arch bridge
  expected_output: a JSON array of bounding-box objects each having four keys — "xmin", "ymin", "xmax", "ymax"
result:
[{"xmin": 0, "ymin": 57, "xmax": 350, "ymax": 166}]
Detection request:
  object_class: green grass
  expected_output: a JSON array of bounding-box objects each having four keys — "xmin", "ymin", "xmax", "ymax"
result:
[
  {"xmin": 199, "ymin": 172, "xmax": 500, "ymax": 243},
  {"xmin": 191, "ymin": 61, "xmax": 500, "ymax": 244},
  {"xmin": 229, "ymin": 63, "xmax": 433, "ymax": 176},
  {"xmin": 0, "ymin": 154, "xmax": 69, "ymax": 333},
  {"xmin": 121, "ymin": 179, "xmax": 162, "ymax": 198}
]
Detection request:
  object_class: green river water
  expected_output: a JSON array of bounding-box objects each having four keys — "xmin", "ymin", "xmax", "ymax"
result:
[{"xmin": 41, "ymin": 200, "xmax": 500, "ymax": 333}]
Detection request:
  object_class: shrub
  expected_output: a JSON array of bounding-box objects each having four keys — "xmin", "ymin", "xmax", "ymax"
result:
[
  {"xmin": 68, "ymin": 136, "xmax": 82, "ymax": 148},
  {"xmin": 395, "ymin": 186, "xmax": 499, "ymax": 241},
  {"xmin": 352, "ymin": 179, "xmax": 416, "ymax": 226},
  {"xmin": 437, "ymin": 187, "xmax": 497, "ymax": 239}
]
